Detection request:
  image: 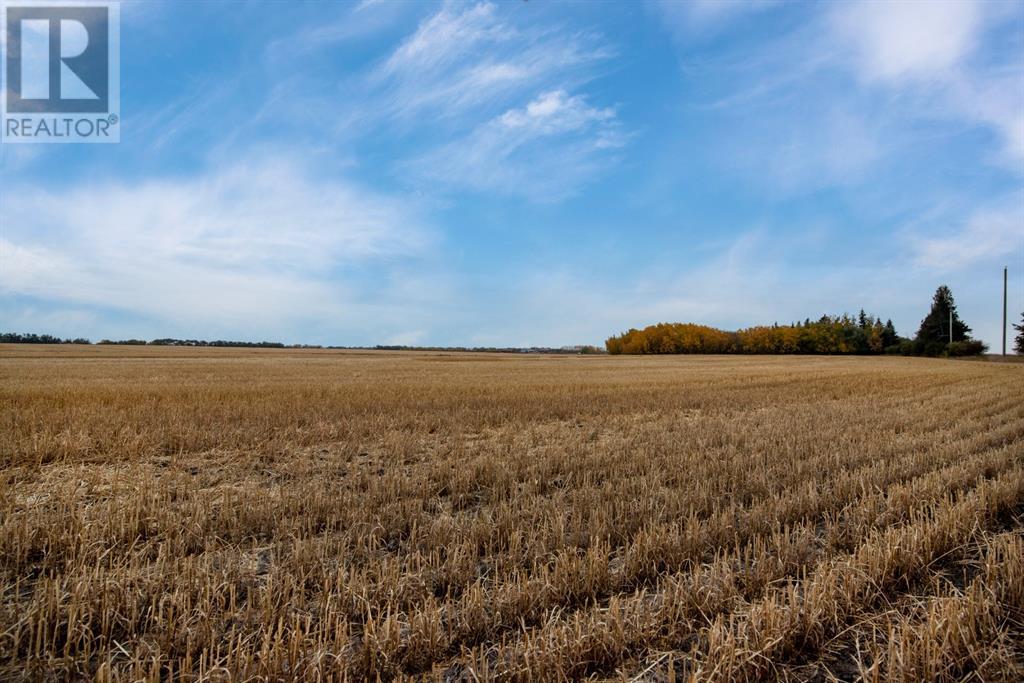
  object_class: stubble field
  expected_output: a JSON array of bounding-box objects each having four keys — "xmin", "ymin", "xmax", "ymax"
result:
[{"xmin": 1, "ymin": 345, "xmax": 1022, "ymax": 681}]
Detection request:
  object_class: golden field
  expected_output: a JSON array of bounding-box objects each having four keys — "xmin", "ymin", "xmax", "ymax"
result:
[{"xmin": 1, "ymin": 345, "xmax": 1022, "ymax": 681}]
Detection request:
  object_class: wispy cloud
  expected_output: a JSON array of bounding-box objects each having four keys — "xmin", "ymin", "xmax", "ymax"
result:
[
  {"xmin": 379, "ymin": 2, "xmax": 512, "ymax": 78},
  {"xmin": 827, "ymin": 0, "xmax": 1023, "ymax": 166},
  {"xmin": 408, "ymin": 89, "xmax": 624, "ymax": 201},
  {"xmin": 367, "ymin": 2, "xmax": 613, "ymax": 125},
  {"xmin": 944, "ymin": 66, "xmax": 1024, "ymax": 168},
  {"xmin": 907, "ymin": 198, "xmax": 1024, "ymax": 271},
  {"xmin": 263, "ymin": 0, "xmax": 406, "ymax": 65},
  {"xmin": 353, "ymin": 2, "xmax": 628, "ymax": 200},
  {"xmin": 668, "ymin": 0, "xmax": 1024, "ymax": 192},
  {"xmin": 829, "ymin": 0, "xmax": 981, "ymax": 83},
  {"xmin": 0, "ymin": 156, "xmax": 432, "ymax": 337},
  {"xmin": 114, "ymin": 1, "xmax": 625, "ymax": 203}
]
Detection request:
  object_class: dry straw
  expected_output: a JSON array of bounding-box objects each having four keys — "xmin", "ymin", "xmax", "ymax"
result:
[{"xmin": 1, "ymin": 345, "xmax": 1021, "ymax": 680}]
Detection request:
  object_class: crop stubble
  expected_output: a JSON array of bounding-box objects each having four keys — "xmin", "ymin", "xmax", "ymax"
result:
[{"xmin": 1, "ymin": 346, "xmax": 1021, "ymax": 681}]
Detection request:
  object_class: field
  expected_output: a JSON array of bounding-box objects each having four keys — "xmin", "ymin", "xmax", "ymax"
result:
[{"xmin": 1, "ymin": 345, "xmax": 1022, "ymax": 681}]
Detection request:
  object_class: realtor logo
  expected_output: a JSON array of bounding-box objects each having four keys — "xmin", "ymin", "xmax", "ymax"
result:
[{"xmin": 2, "ymin": 1, "xmax": 119, "ymax": 142}]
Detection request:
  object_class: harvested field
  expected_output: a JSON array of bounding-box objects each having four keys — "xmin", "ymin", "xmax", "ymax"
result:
[{"xmin": 1, "ymin": 345, "xmax": 1022, "ymax": 681}]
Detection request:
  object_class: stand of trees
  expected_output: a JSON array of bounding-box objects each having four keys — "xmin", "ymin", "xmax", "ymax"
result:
[
  {"xmin": 607, "ymin": 286, "xmax": 988, "ymax": 357},
  {"xmin": 0, "ymin": 333, "xmax": 90, "ymax": 344},
  {"xmin": 606, "ymin": 313, "xmax": 899, "ymax": 355}
]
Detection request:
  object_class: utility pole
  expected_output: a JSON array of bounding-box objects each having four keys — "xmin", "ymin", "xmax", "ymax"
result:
[{"xmin": 1003, "ymin": 266, "xmax": 1008, "ymax": 356}]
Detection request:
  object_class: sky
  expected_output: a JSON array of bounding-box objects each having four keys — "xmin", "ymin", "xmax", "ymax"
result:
[{"xmin": 1, "ymin": 0, "xmax": 1023, "ymax": 348}]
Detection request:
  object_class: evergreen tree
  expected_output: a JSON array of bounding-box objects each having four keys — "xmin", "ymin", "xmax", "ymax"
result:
[
  {"xmin": 882, "ymin": 319, "xmax": 899, "ymax": 347},
  {"xmin": 1015, "ymin": 312, "xmax": 1024, "ymax": 354},
  {"xmin": 915, "ymin": 285, "xmax": 971, "ymax": 346}
]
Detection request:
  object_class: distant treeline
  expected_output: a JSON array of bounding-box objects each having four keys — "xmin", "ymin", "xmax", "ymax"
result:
[
  {"xmin": 607, "ymin": 287, "xmax": 989, "ymax": 357},
  {"xmin": 0, "ymin": 333, "xmax": 91, "ymax": 345},
  {"xmin": 371, "ymin": 345, "xmax": 604, "ymax": 354},
  {"xmin": 0, "ymin": 334, "xmax": 604, "ymax": 354},
  {"xmin": 606, "ymin": 313, "xmax": 900, "ymax": 355},
  {"xmin": 0, "ymin": 333, "xmax": 289, "ymax": 348},
  {"xmin": 121, "ymin": 338, "xmax": 287, "ymax": 348}
]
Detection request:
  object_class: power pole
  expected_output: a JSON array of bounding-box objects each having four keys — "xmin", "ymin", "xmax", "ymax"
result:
[{"xmin": 1003, "ymin": 266, "xmax": 1008, "ymax": 356}]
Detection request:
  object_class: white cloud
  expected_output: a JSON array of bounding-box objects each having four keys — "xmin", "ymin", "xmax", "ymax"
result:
[
  {"xmin": 908, "ymin": 198, "xmax": 1024, "ymax": 270},
  {"xmin": 408, "ymin": 90, "xmax": 624, "ymax": 201},
  {"xmin": 0, "ymin": 158, "xmax": 432, "ymax": 337},
  {"xmin": 381, "ymin": 3, "xmax": 511, "ymax": 78},
  {"xmin": 828, "ymin": 0, "xmax": 1023, "ymax": 166},
  {"xmin": 830, "ymin": 0, "xmax": 981, "ymax": 83},
  {"xmin": 499, "ymin": 89, "xmax": 615, "ymax": 134},
  {"xmin": 677, "ymin": 0, "xmax": 1023, "ymax": 183},
  {"xmin": 368, "ymin": 2, "xmax": 612, "ymax": 124},
  {"xmin": 126, "ymin": 2, "xmax": 625, "ymax": 203},
  {"xmin": 945, "ymin": 67, "xmax": 1024, "ymax": 167}
]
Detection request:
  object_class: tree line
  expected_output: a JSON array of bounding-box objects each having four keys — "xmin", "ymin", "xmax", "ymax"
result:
[
  {"xmin": 0, "ymin": 335, "xmax": 606, "ymax": 355},
  {"xmin": 0, "ymin": 334, "xmax": 287, "ymax": 348},
  {"xmin": 3, "ymin": 285, "xmax": 1019, "ymax": 355},
  {"xmin": 605, "ymin": 315, "xmax": 900, "ymax": 355},
  {"xmin": 371, "ymin": 345, "xmax": 604, "ymax": 354},
  {"xmin": 0, "ymin": 333, "xmax": 91, "ymax": 345},
  {"xmin": 607, "ymin": 286, "xmax": 994, "ymax": 357},
  {"xmin": 121, "ymin": 339, "xmax": 287, "ymax": 348}
]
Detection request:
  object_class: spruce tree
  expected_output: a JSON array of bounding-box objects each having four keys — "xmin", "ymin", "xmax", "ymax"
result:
[
  {"xmin": 1014, "ymin": 312, "xmax": 1024, "ymax": 354},
  {"xmin": 882, "ymin": 319, "xmax": 899, "ymax": 347},
  {"xmin": 915, "ymin": 285, "xmax": 971, "ymax": 347}
]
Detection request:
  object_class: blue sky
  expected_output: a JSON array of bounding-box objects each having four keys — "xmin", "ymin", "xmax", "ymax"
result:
[{"xmin": 1, "ymin": 0, "xmax": 1022, "ymax": 348}]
